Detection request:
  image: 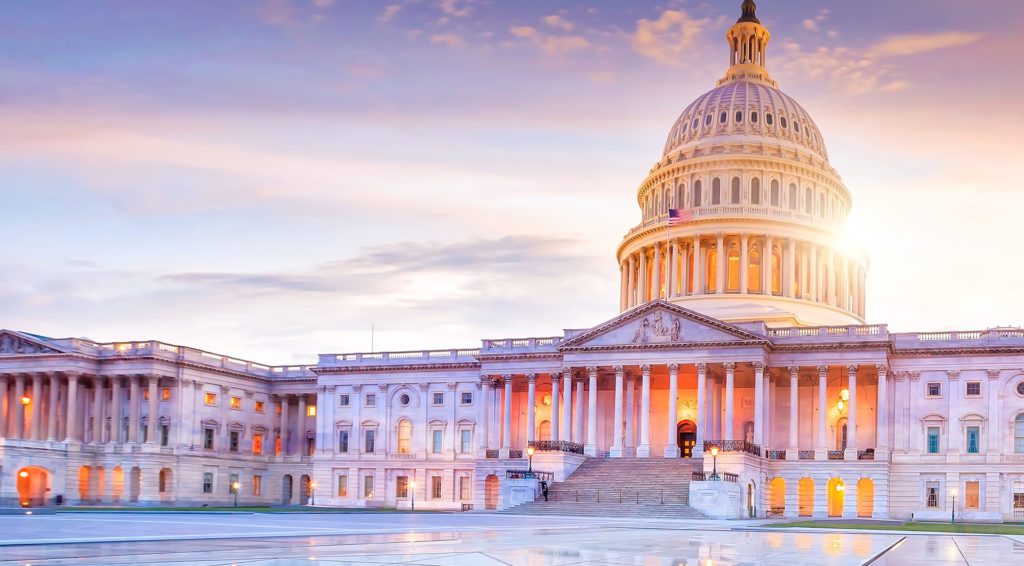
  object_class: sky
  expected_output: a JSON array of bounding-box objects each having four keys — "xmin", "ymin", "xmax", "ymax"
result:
[{"xmin": 1, "ymin": 0, "xmax": 1023, "ymax": 364}]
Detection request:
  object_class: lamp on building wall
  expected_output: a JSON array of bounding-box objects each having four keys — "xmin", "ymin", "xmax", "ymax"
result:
[
  {"xmin": 950, "ymin": 486, "xmax": 958, "ymax": 524},
  {"xmin": 310, "ymin": 481, "xmax": 317, "ymax": 506},
  {"xmin": 19, "ymin": 471, "xmax": 29, "ymax": 478},
  {"xmin": 231, "ymin": 481, "xmax": 240, "ymax": 508},
  {"xmin": 410, "ymin": 480, "xmax": 416, "ymax": 512},
  {"xmin": 527, "ymin": 445, "xmax": 535, "ymax": 474},
  {"xmin": 709, "ymin": 446, "xmax": 720, "ymax": 481},
  {"xmin": 837, "ymin": 388, "xmax": 849, "ymax": 412},
  {"xmin": 21, "ymin": 396, "xmax": 31, "ymax": 405}
]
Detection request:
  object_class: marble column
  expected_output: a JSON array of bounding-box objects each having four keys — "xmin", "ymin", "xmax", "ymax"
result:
[
  {"xmin": 585, "ymin": 366, "xmax": 598, "ymax": 456},
  {"xmin": 146, "ymin": 375, "xmax": 159, "ymax": 444},
  {"xmin": 987, "ymin": 369, "xmax": 1001, "ymax": 454},
  {"xmin": 816, "ymin": 365, "xmax": 828, "ymax": 457},
  {"xmin": 740, "ymin": 234, "xmax": 749, "ymax": 294},
  {"xmin": 280, "ymin": 395, "xmax": 290, "ymax": 455},
  {"xmin": 0, "ymin": 374, "xmax": 8, "ymax": 438},
  {"xmin": 561, "ymin": 368, "xmax": 572, "ymax": 442},
  {"xmin": 908, "ymin": 372, "xmax": 921, "ymax": 453},
  {"xmin": 809, "ymin": 245, "xmax": 818, "ymax": 302},
  {"xmin": 129, "ymin": 376, "xmax": 140, "ymax": 443},
  {"xmin": 549, "ymin": 373, "xmax": 560, "ymax": 442},
  {"xmin": 638, "ymin": 250, "xmax": 648, "ymax": 303},
  {"xmin": 845, "ymin": 364, "xmax": 858, "ymax": 460},
  {"xmin": 876, "ymin": 365, "xmax": 888, "ymax": 457},
  {"xmin": 13, "ymin": 374, "xmax": 25, "ymax": 439},
  {"xmin": 110, "ymin": 376, "xmax": 122, "ymax": 444},
  {"xmin": 501, "ymin": 375, "xmax": 512, "ymax": 452},
  {"xmin": 764, "ymin": 236, "xmax": 773, "ymax": 294},
  {"xmin": 652, "ymin": 244, "xmax": 662, "ymax": 300},
  {"xmin": 611, "ymin": 365, "xmax": 624, "ymax": 457},
  {"xmin": 637, "ymin": 364, "xmax": 652, "ymax": 458},
  {"xmin": 827, "ymin": 250, "xmax": 836, "ymax": 306},
  {"xmin": 668, "ymin": 240, "xmax": 678, "ymax": 298},
  {"xmin": 31, "ymin": 373, "xmax": 43, "ymax": 440},
  {"xmin": 679, "ymin": 242, "xmax": 689, "ymax": 296},
  {"xmin": 64, "ymin": 374, "xmax": 79, "ymax": 442},
  {"xmin": 787, "ymin": 367, "xmax": 799, "ymax": 458},
  {"xmin": 694, "ymin": 363, "xmax": 707, "ymax": 458},
  {"xmin": 574, "ymin": 378, "xmax": 584, "ymax": 443},
  {"xmin": 625, "ymin": 375, "xmax": 635, "ymax": 455},
  {"xmin": 692, "ymin": 236, "xmax": 702, "ymax": 295},
  {"xmin": 715, "ymin": 233, "xmax": 725, "ymax": 294},
  {"xmin": 478, "ymin": 376, "xmax": 490, "ymax": 452},
  {"xmin": 787, "ymin": 239, "xmax": 797, "ymax": 298},
  {"xmin": 664, "ymin": 363, "xmax": 680, "ymax": 458},
  {"xmin": 92, "ymin": 377, "xmax": 104, "ymax": 444},
  {"xmin": 627, "ymin": 255, "xmax": 636, "ymax": 308},
  {"xmin": 724, "ymin": 362, "xmax": 736, "ymax": 440},
  {"xmin": 620, "ymin": 263, "xmax": 628, "ymax": 311},
  {"xmin": 46, "ymin": 374, "xmax": 58, "ymax": 441},
  {"xmin": 753, "ymin": 362, "xmax": 765, "ymax": 447},
  {"xmin": 525, "ymin": 374, "xmax": 537, "ymax": 444}
]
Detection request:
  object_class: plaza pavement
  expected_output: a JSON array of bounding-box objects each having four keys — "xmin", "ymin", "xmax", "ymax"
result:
[{"xmin": 0, "ymin": 511, "xmax": 1020, "ymax": 565}]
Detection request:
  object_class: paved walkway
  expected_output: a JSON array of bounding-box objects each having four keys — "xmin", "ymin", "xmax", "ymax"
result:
[{"xmin": 0, "ymin": 512, "xmax": 1019, "ymax": 565}]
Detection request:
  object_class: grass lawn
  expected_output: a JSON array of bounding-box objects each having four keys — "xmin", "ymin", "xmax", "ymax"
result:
[
  {"xmin": 774, "ymin": 521, "xmax": 1024, "ymax": 535},
  {"xmin": 58, "ymin": 506, "xmax": 405, "ymax": 513}
]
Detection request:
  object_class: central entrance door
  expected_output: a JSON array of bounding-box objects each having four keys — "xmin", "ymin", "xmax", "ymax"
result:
[{"xmin": 677, "ymin": 421, "xmax": 696, "ymax": 458}]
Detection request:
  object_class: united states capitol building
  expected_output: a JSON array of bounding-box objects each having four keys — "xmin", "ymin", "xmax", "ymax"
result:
[{"xmin": 3, "ymin": 2, "xmax": 1023, "ymax": 521}]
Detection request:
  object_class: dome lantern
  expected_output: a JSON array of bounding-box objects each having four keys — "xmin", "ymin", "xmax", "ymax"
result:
[{"xmin": 721, "ymin": 1, "xmax": 774, "ymax": 87}]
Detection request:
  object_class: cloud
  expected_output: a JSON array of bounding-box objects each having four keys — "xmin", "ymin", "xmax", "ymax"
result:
[
  {"xmin": 632, "ymin": 9, "xmax": 708, "ymax": 66},
  {"xmin": 543, "ymin": 15, "xmax": 574, "ymax": 31},
  {"xmin": 867, "ymin": 31, "xmax": 984, "ymax": 58},
  {"xmin": 312, "ymin": 0, "xmax": 335, "ymax": 6},
  {"xmin": 802, "ymin": 19, "xmax": 818, "ymax": 31},
  {"xmin": 378, "ymin": 4, "xmax": 401, "ymax": 23},
  {"xmin": 508, "ymin": 25, "xmax": 591, "ymax": 56},
  {"xmin": 439, "ymin": 0, "xmax": 473, "ymax": 18},
  {"xmin": 431, "ymin": 33, "xmax": 466, "ymax": 48}
]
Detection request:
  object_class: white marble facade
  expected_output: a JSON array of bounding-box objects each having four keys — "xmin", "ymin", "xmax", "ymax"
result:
[{"xmin": 3, "ymin": 2, "xmax": 1024, "ymax": 521}]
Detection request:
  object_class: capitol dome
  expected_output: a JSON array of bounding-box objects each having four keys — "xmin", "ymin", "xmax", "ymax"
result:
[{"xmin": 616, "ymin": 0, "xmax": 867, "ymax": 327}]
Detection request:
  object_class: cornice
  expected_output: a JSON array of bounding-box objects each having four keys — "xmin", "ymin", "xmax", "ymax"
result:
[{"xmin": 314, "ymin": 362, "xmax": 481, "ymax": 374}]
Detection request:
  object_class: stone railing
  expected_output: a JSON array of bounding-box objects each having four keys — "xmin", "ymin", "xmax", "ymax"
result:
[
  {"xmin": 767, "ymin": 324, "xmax": 888, "ymax": 340},
  {"xmin": 893, "ymin": 328, "xmax": 1024, "ymax": 349},
  {"xmin": 480, "ymin": 336, "xmax": 563, "ymax": 352},
  {"xmin": 530, "ymin": 440, "xmax": 585, "ymax": 455},
  {"xmin": 622, "ymin": 206, "xmax": 826, "ymax": 240},
  {"xmin": 506, "ymin": 469, "xmax": 554, "ymax": 482},
  {"xmin": 766, "ymin": 450, "xmax": 786, "ymax": 460},
  {"xmin": 798, "ymin": 450, "xmax": 815, "ymax": 460},
  {"xmin": 485, "ymin": 450, "xmax": 499, "ymax": 459},
  {"xmin": 827, "ymin": 450, "xmax": 844, "ymax": 460},
  {"xmin": 857, "ymin": 450, "xmax": 875, "ymax": 461},
  {"xmin": 509, "ymin": 449, "xmax": 524, "ymax": 459},
  {"xmin": 704, "ymin": 440, "xmax": 761, "ymax": 457},
  {"xmin": 321, "ymin": 348, "xmax": 481, "ymax": 366},
  {"xmin": 692, "ymin": 471, "xmax": 739, "ymax": 483}
]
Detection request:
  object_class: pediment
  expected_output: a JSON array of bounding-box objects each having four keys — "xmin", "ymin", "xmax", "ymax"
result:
[
  {"xmin": 0, "ymin": 330, "xmax": 64, "ymax": 355},
  {"xmin": 558, "ymin": 300, "xmax": 767, "ymax": 351}
]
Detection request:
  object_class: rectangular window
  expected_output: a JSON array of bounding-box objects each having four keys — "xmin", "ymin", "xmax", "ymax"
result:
[
  {"xmin": 966, "ymin": 382, "xmax": 981, "ymax": 397},
  {"xmin": 461, "ymin": 392, "xmax": 473, "ymax": 405},
  {"xmin": 339, "ymin": 394, "xmax": 350, "ymax": 407},
  {"xmin": 230, "ymin": 397, "xmax": 241, "ymax": 409},
  {"xmin": 253, "ymin": 474, "xmax": 262, "ymax": 495},
  {"xmin": 306, "ymin": 436, "xmax": 315, "ymax": 456},
  {"xmin": 433, "ymin": 392, "xmax": 444, "ymax": 406},
  {"xmin": 205, "ymin": 392, "xmax": 217, "ymax": 405},
  {"xmin": 255, "ymin": 400, "xmax": 265, "ymax": 413},
  {"xmin": 228, "ymin": 473, "xmax": 238, "ymax": 494},
  {"xmin": 965, "ymin": 481, "xmax": 980, "ymax": 509},
  {"xmin": 338, "ymin": 431, "xmax": 349, "ymax": 453},
  {"xmin": 162, "ymin": 388, "xmax": 171, "ymax": 401},
  {"xmin": 364, "ymin": 430, "xmax": 375, "ymax": 453},
  {"xmin": 432, "ymin": 430, "xmax": 443, "ymax": 453},
  {"xmin": 966, "ymin": 426, "xmax": 980, "ymax": 454},
  {"xmin": 365, "ymin": 394, "xmax": 376, "ymax": 407},
  {"xmin": 926, "ymin": 482, "xmax": 939, "ymax": 508},
  {"xmin": 203, "ymin": 428, "xmax": 215, "ymax": 450},
  {"xmin": 460, "ymin": 476, "xmax": 470, "ymax": 501},
  {"xmin": 927, "ymin": 426, "xmax": 940, "ymax": 454},
  {"xmin": 431, "ymin": 476, "xmax": 442, "ymax": 500},
  {"xmin": 927, "ymin": 383, "xmax": 941, "ymax": 397},
  {"xmin": 307, "ymin": 405, "xmax": 317, "ymax": 417},
  {"xmin": 337, "ymin": 475, "xmax": 348, "ymax": 497},
  {"xmin": 230, "ymin": 431, "xmax": 239, "ymax": 452},
  {"xmin": 1014, "ymin": 492, "xmax": 1024, "ymax": 510},
  {"xmin": 202, "ymin": 472, "xmax": 213, "ymax": 494},
  {"xmin": 396, "ymin": 476, "xmax": 408, "ymax": 499},
  {"xmin": 275, "ymin": 436, "xmax": 281, "ymax": 455},
  {"xmin": 460, "ymin": 430, "xmax": 471, "ymax": 453},
  {"xmin": 277, "ymin": 404, "xmax": 282, "ymax": 416},
  {"xmin": 159, "ymin": 424, "xmax": 169, "ymax": 446},
  {"xmin": 363, "ymin": 475, "xmax": 374, "ymax": 499},
  {"xmin": 145, "ymin": 389, "xmax": 150, "ymax": 401},
  {"xmin": 253, "ymin": 433, "xmax": 264, "ymax": 454}
]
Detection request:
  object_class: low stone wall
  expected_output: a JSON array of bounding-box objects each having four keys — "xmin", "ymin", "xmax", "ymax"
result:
[{"xmin": 688, "ymin": 480, "xmax": 744, "ymax": 519}]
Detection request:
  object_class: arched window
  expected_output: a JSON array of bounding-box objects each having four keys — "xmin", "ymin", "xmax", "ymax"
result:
[
  {"xmin": 677, "ymin": 185, "xmax": 686, "ymax": 209},
  {"xmin": 707, "ymin": 249, "xmax": 718, "ymax": 292},
  {"xmin": 781, "ymin": 116, "xmax": 788, "ymax": 129},
  {"xmin": 771, "ymin": 252, "xmax": 781, "ymax": 294},
  {"xmin": 397, "ymin": 419, "xmax": 411, "ymax": 453},
  {"xmin": 789, "ymin": 183, "xmax": 798, "ymax": 210},
  {"xmin": 693, "ymin": 180, "xmax": 702, "ymax": 207},
  {"xmin": 705, "ymin": 114, "xmax": 713, "ymax": 126},
  {"xmin": 794, "ymin": 122, "xmax": 801, "ymax": 133},
  {"xmin": 719, "ymin": 111, "xmax": 727, "ymax": 124},
  {"xmin": 818, "ymin": 194, "xmax": 825, "ymax": 216},
  {"xmin": 711, "ymin": 178, "xmax": 721, "ymax": 205},
  {"xmin": 727, "ymin": 249, "xmax": 740, "ymax": 291},
  {"xmin": 688, "ymin": 251, "xmax": 695, "ymax": 293},
  {"xmin": 770, "ymin": 180, "xmax": 780, "ymax": 206},
  {"xmin": 751, "ymin": 178, "xmax": 761, "ymax": 204},
  {"xmin": 804, "ymin": 188, "xmax": 812, "ymax": 213},
  {"xmin": 663, "ymin": 188, "xmax": 670, "ymax": 214},
  {"xmin": 766, "ymin": 113, "xmax": 774, "ymax": 126},
  {"xmin": 751, "ymin": 111, "xmax": 758, "ymax": 123},
  {"xmin": 748, "ymin": 250, "xmax": 761, "ymax": 292},
  {"xmin": 735, "ymin": 110, "xmax": 744, "ymax": 123},
  {"xmin": 1015, "ymin": 414, "xmax": 1024, "ymax": 453},
  {"xmin": 731, "ymin": 177, "xmax": 741, "ymax": 204},
  {"xmin": 837, "ymin": 417, "xmax": 848, "ymax": 451}
]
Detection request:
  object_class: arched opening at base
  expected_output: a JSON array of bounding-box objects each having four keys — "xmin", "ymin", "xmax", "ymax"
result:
[
  {"xmin": 769, "ymin": 477, "xmax": 785, "ymax": 516},
  {"xmin": 300, "ymin": 474, "xmax": 310, "ymax": 505},
  {"xmin": 677, "ymin": 421, "xmax": 696, "ymax": 458},
  {"xmin": 282, "ymin": 474, "xmax": 294, "ymax": 505},
  {"xmin": 798, "ymin": 478, "xmax": 815, "ymax": 517},
  {"xmin": 827, "ymin": 477, "xmax": 845, "ymax": 517},
  {"xmin": 857, "ymin": 478, "xmax": 874, "ymax": 518},
  {"xmin": 485, "ymin": 474, "xmax": 499, "ymax": 510},
  {"xmin": 16, "ymin": 467, "xmax": 51, "ymax": 507}
]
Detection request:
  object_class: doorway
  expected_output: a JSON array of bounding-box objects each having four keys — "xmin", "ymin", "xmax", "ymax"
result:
[
  {"xmin": 16, "ymin": 467, "xmax": 50, "ymax": 507},
  {"xmin": 484, "ymin": 474, "xmax": 499, "ymax": 510},
  {"xmin": 300, "ymin": 474, "xmax": 310, "ymax": 505},
  {"xmin": 282, "ymin": 474, "xmax": 293, "ymax": 505},
  {"xmin": 677, "ymin": 421, "xmax": 696, "ymax": 458}
]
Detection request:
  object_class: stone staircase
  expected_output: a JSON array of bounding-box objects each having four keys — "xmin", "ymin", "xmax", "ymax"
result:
[{"xmin": 502, "ymin": 457, "xmax": 708, "ymax": 519}]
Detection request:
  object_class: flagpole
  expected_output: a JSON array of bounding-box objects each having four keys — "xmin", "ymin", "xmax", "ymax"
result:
[{"xmin": 665, "ymin": 214, "xmax": 670, "ymax": 301}]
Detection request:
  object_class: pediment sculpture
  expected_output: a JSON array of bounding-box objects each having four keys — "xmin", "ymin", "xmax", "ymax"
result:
[
  {"xmin": 0, "ymin": 333, "xmax": 59, "ymax": 355},
  {"xmin": 631, "ymin": 312, "xmax": 682, "ymax": 344}
]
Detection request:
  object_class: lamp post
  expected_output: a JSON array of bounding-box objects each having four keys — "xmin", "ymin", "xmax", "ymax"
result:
[
  {"xmin": 310, "ymin": 481, "xmax": 317, "ymax": 507},
  {"xmin": 709, "ymin": 446, "xmax": 720, "ymax": 481},
  {"xmin": 527, "ymin": 446, "xmax": 535, "ymax": 475},
  {"xmin": 231, "ymin": 481, "xmax": 240, "ymax": 508},
  {"xmin": 410, "ymin": 480, "xmax": 416, "ymax": 512},
  {"xmin": 951, "ymin": 487, "xmax": 958, "ymax": 524}
]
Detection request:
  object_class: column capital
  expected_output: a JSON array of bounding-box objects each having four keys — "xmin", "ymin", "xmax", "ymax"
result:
[
  {"xmin": 419, "ymin": 382, "xmax": 429, "ymax": 391},
  {"xmin": 501, "ymin": 374, "xmax": 512, "ymax": 384},
  {"xmin": 612, "ymin": 365, "xmax": 624, "ymax": 374},
  {"xmin": 479, "ymin": 375, "xmax": 490, "ymax": 385},
  {"xmin": 876, "ymin": 364, "xmax": 888, "ymax": 377},
  {"xmin": 908, "ymin": 370, "xmax": 921, "ymax": 381},
  {"xmin": 892, "ymin": 371, "xmax": 907, "ymax": 381},
  {"xmin": 586, "ymin": 366, "xmax": 598, "ymax": 377},
  {"xmin": 667, "ymin": 363, "xmax": 679, "ymax": 373},
  {"xmin": 63, "ymin": 371, "xmax": 81, "ymax": 382},
  {"xmin": 378, "ymin": 383, "xmax": 388, "ymax": 392},
  {"xmin": 447, "ymin": 381, "xmax": 458, "ymax": 391},
  {"xmin": 846, "ymin": 364, "xmax": 859, "ymax": 375},
  {"xmin": 788, "ymin": 366, "xmax": 800, "ymax": 378},
  {"xmin": 192, "ymin": 380, "xmax": 203, "ymax": 390},
  {"xmin": 752, "ymin": 361, "xmax": 766, "ymax": 371},
  {"xmin": 987, "ymin": 369, "xmax": 1001, "ymax": 380},
  {"xmin": 526, "ymin": 373, "xmax": 537, "ymax": 383},
  {"xmin": 639, "ymin": 364, "xmax": 651, "ymax": 374},
  {"xmin": 695, "ymin": 362, "xmax": 707, "ymax": 373},
  {"xmin": 220, "ymin": 384, "xmax": 230, "ymax": 394},
  {"xmin": 722, "ymin": 362, "xmax": 736, "ymax": 371},
  {"xmin": 561, "ymin": 367, "xmax": 572, "ymax": 378},
  {"xmin": 816, "ymin": 364, "xmax": 829, "ymax": 374},
  {"xmin": 946, "ymin": 369, "xmax": 961, "ymax": 381},
  {"xmin": 351, "ymin": 384, "xmax": 362, "ymax": 393}
]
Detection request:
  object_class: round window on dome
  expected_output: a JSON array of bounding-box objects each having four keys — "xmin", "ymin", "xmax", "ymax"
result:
[
  {"xmin": 766, "ymin": 113, "xmax": 774, "ymax": 126},
  {"xmin": 400, "ymin": 393, "xmax": 410, "ymax": 406},
  {"xmin": 751, "ymin": 112, "xmax": 758, "ymax": 123},
  {"xmin": 1016, "ymin": 382, "xmax": 1024, "ymax": 397},
  {"xmin": 720, "ymin": 111, "xmax": 727, "ymax": 124},
  {"xmin": 735, "ymin": 111, "xmax": 743, "ymax": 123},
  {"xmin": 780, "ymin": 116, "xmax": 788, "ymax": 128}
]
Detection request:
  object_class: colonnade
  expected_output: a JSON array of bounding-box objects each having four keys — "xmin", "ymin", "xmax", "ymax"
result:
[
  {"xmin": 619, "ymin": 233, "xmax": 866, "ymax": 317},
  {"xmin": 480, "ymin": 363, "xmax": 889, "ymax": 461}
]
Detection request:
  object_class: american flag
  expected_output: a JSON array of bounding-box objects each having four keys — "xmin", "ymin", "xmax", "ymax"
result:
[{"xmin": 668, "ymin": 208, "xmax": 692, "ymax": 227}]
